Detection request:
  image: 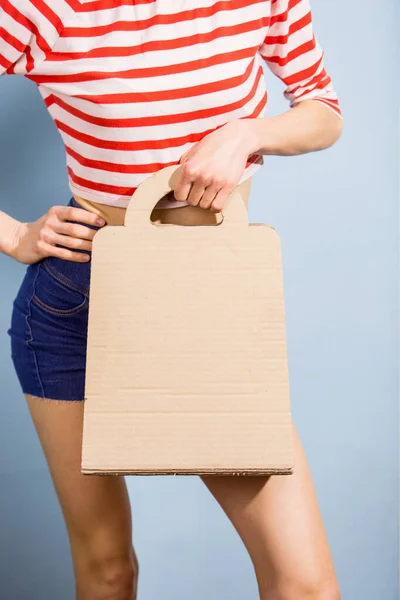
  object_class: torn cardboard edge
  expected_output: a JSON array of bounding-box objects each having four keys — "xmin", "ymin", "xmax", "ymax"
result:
[{"xmin": 82, "ymin": 468, "xmax": 293, "ymax": 476}]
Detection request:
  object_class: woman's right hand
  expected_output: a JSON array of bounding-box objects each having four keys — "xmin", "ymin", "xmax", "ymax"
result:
[{"xmin": 5, "ymin": 205, "xmax": 106, "ymax": 265}]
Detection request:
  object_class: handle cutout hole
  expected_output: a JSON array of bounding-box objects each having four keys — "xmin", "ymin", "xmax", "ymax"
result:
[{"xmin": 150, "ymin": 192, "xmax": 223, "ymax": 227}]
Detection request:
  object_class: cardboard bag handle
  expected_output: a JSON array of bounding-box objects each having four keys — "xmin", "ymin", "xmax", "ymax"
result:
[{"xmin": 124, "ymin": 165, "xmax": 248, "ymax": 228}]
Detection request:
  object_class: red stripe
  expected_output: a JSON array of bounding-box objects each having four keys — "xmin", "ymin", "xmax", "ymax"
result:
[
  {"xmin": 66, "ymin": 145, "xmax": 177, "ymax": 174},
  {"xmin": 66, "ymin": 145, "xmax": 262, "ymax": 175},
  {"xmin": 289, "ymin": 69, "xmax": 328, "ymax": 95},
  {"xmin": 68, "ymin": 156, "xmax": 261, "ymax": 198},
  {"xmin": 262, "ymin": 38, "xmax": 317, "ymax": 68},
  {"xmin": 320, "ymin": 98, "xmax": 340, "ymax": 108},
  {"xmin": 61, "ymin": 0, "xmax": 265, "ymax": 37},
  {"xmin": 49, "ymin": 17, "xmax": 269, "ymax": 62},
  {"xmin": 58, "ymin": 113, "xmax": 250, "ymax": 151},
  {"xmin": 38, "ymin": 57, "xmax": 257, "ymax": 105},
  {"xmin": 45, "ymin": 65, "xmax": 263, "ymax": 127},
  {"xmin": 246, "ymin": 154, "xmax": 262, "ymax": 168},
  {"xmin": 290, "ymin": 69, "xmax": 331, "ymax": 97},
  {"xmin": 269, "ymin": 0, "xmax": 303, "ymax": 27},
  {"xmin": 25, "ymin": 46, "xmax": 34, "ymax": 72},
  {"xmin": 29, "ymin": 45, "xmax": 258, "ymax": 85},
  {"xmin": 264, "ymin": 12, "xmax": 312, "ymax": 45},
  {"xmin": 74, "ymin": 0, "xmax": 157, "ymax": 11},
  {"xmin": 313, "ymin": 98, "xmax": 342, "ymax": 116},
  {"xmin": 63, "ymin": 95, "xmax": 266, "ymax": 173},
  {"xmin": 68, "ymin": 167, "xmax": 137, "ymax": 196},
  {"xmin": 29, "ymin": 0, "xmax": 65, "ymax": 33},
  {"xmin": 247, "ymin": 91, "xmax": 268, "ymax": 119},
  {"xmin": 0, "ymin": 54, "xmax": 12, "ymax": 69},
  {"xmin": 291, "ymin": 72, "xmax": 331, "ymax": 99},
  {"xmin": 59, "ymin": 118, "xmax": 201, "ymax": 151},
  {"xmin": 282, "ymin": 54, "xmax": 324, "ymax": 87},
  {"xmin": 2, "ymin": 0, "xmax": 52, "ymax": 54},
  {"xmin": 316, "ymin": 98, "xmax": 340, "ymax": 109},
  {"xmin": 64, "ymin": 0, "xmax": 81, "ymax": 9},
  {"xmin": 0, "ymin": 27, "xmax": 26, "ymax": 53}
]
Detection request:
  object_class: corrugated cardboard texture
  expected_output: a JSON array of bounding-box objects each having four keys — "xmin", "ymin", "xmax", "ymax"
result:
[{"xmin": 82, "ymin": 166, "xmax": 293, "ymax": 475}]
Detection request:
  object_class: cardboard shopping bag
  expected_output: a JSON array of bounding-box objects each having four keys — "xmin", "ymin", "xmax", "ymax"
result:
[{"xmin": 81, "ymin": 165, "xmax": 293, "ymax": 475}]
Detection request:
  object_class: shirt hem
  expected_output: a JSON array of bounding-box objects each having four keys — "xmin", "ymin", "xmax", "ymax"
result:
[{"xmin": 68, "ymin": 159, "xmax": 263, "ymax": 209}]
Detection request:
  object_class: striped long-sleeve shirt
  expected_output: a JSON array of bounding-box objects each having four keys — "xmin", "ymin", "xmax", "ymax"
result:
[{"xmin": 0, "ymin": 0, "xmax": 341, "ymax": 208}]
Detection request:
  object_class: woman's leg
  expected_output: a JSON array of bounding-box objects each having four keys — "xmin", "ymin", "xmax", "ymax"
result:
[
  {"xmin": 201, "ymin": 425, "xmax": 340, "ymax": 600},
  {"xmin": 26, "ymin": 394, "xmax": 138, "ymax": 600}
]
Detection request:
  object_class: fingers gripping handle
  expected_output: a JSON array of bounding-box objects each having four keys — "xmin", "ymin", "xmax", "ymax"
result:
[{"xmin": 124, "ymin": 165, "xmax": 248, "ymax": 228}]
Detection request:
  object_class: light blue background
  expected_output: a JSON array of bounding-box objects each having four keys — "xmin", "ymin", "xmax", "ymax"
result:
[{"xmin": 0, "ymin": 1, "xmax": 398, "ymax": 598}]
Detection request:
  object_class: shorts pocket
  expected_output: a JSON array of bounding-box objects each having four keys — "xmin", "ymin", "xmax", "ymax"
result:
[{"xmin": 32, "ymin": 261, "xmax": 89, "ymax": 316}]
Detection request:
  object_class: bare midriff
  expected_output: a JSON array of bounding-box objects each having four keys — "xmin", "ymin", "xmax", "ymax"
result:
[{"xmin": 72, "ymin": 178, "xmax": 252, "ymax": 227}]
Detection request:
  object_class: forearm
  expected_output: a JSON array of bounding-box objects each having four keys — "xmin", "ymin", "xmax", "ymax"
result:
[
  {"xmin": 246, "ymin": 100, "xmax": 343, "ymax": 157},
  {"xmin": 0, "ymin": 210, "xmax": 22, "ymax": 257}
]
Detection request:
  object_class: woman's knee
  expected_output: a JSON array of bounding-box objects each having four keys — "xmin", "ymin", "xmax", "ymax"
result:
[
  {"xmin": 264, "ymin": 579, "xmax": 341, "ymax": 600},
  {"xmin": 75, "ymin": 550, "xmax": 138, "ymax": 600}
]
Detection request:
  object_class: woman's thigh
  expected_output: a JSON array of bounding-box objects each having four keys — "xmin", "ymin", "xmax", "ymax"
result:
[
  {"xmin": 24, "ymin": 395, "xmax": 135, "ymax": 580},
  {"xmin": 201, "ymin": 425, "xmax": 339, "ymax": 599}
]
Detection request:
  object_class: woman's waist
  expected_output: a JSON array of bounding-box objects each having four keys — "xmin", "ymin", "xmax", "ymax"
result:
[{"xmin": 72, "ymin": 177, "xmax": 252, "ymax": 227}]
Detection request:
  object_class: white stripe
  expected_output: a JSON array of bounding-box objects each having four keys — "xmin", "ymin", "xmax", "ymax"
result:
[
  {"xmin": 47, "ymin": 59, "xmax": 261, "ymax": 121},
  {"xmin": 60, "ymin": 85, "xmax": 265, "ymax": 166},
  {"xmin": 64, "ymin": 132, "xmax": 193, "ymax": 167},
  {"xmin": 264, "ymin": 40, "xmax": 323, "ymax": 81},
  {"xmin": 40, "ymin": 30, "xmax": 264, "ymax": 76},
  {"xmin": 289, "ymin": 85, "xmax": 337, "ymax": 104},
  {"xmin": 21, "ymin": 1, "xmax": 60, "ymax": 45},
  {"xmin": 36, "ymin": 60, "xmax": 259, "ymax": 108},
  {"xmin": 59, "ymin": 1, "xmax": 269, "ymax": 41},
  {"xmin": 0, "ymin": 11, "xmax": 31, "ymax": 43},
  {"xmin": 0, "ymin": 37, "xmax": 21, "ymax": 64},
  {"xmin": 267, "ymin": 0, "xmax": 311, "ymax": 38},
  {"xmin": 260, "ymin": 22, "xmax": 314, "ymax": 60},
  {"xmin": 48, "ymin": 70, "xmax": 265, "ymax": 142},
  {"xmin": 54, "ymin": 17, "xmax": 267, "ymax": 60}
]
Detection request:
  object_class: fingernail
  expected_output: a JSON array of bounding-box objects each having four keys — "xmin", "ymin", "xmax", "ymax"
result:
[{"xmin": 96, "ymin": 217, "xmax": 105, "ymax": 226}]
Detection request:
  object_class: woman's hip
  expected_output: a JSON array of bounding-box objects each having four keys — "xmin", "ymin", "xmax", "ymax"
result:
[{"xmin": 7, "ymin": 197, "xmax": 97, "ymax": 401}]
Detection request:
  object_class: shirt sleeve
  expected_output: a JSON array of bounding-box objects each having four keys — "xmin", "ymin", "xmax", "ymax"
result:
[
  {"xmin": 259, "ymin": 0, "xmax": 341, "ymax": 118},
  {"xmin": 0, "ymin": 0, "xmax": 75, "ymax": 76}
]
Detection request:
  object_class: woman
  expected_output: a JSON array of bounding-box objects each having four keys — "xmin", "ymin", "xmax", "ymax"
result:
[{"xmin": 0, "ymin": 1, "xmax": 343, "ymax": 599}]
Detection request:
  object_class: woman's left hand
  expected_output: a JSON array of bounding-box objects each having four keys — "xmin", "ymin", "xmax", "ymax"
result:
[{"xmin": 173, "ymin": 119, "xmax": 258, "ymax": 212}]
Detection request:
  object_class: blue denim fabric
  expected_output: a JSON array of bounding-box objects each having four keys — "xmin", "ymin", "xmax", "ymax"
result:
[{"xmin": 7, "ymin": 197, "xmax": 100, "ymax": 401}]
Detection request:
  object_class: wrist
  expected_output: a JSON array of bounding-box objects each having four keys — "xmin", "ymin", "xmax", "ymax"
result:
[
  {"xmin": 232, "ymin": 117, "xmax": 283, "ymax": 156},
  {"xmin": 223, "ymin": 118, "xmax": 265, "ymax": 157},
  {"xmin": 242, "ymin": 118, "xmax": 265, "ymax": 155},
  {"xmin": 0, "ymin": 219, "xmax": 26, "ymax": 259},
  {"xmin": 244, "ymin": 117, "xmax": 284, "ymax": 156}
]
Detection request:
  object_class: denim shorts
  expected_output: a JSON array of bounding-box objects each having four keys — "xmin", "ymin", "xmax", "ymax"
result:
[{"xmin": 7, "ymin": 197, "xmax": 101, "ymax": 401}]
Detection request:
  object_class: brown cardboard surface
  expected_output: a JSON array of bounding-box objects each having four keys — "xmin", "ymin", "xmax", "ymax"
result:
[{"xmin": 82, "ymin": 166, "xmax": 293, "ymax": 475}]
